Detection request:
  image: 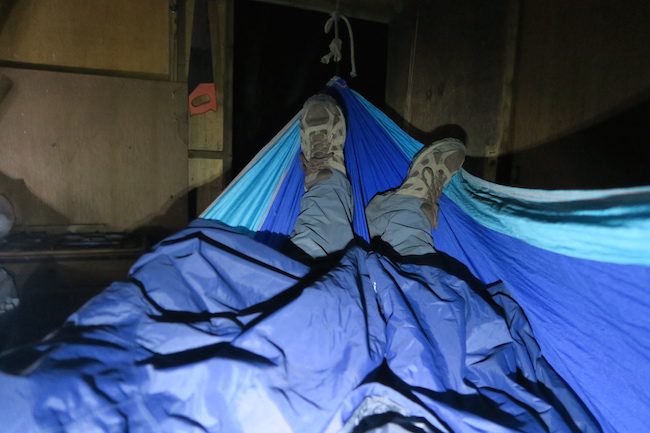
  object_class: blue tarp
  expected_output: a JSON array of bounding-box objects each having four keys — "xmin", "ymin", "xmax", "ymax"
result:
[{"xmin": 0, "ymin": 222, "xmax": 601, "ymax": 432}]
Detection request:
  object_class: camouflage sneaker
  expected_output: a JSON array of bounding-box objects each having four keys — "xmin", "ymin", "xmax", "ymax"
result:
[
  {"xmin": 300, "ymin": 94, "xmax": 346, "ymax": 189},
  {"xmin": 396, "ymin": 138, "xmax": 466, "ymax": 227}
]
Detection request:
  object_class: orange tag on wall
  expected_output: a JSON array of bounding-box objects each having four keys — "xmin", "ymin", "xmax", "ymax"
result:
[{"xmin": 188, "ymin": 83, "xmax": 217, "ymax": 115}]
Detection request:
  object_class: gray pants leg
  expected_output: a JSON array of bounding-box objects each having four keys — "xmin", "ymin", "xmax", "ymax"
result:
[
  {"xmin": 290, "ymin": 170, "xmax": 354, "ymax": 259},
  {"xmin": 366, "ymin": 192, "xmax": 435, "ymax": 256},
  {"xmin": 290, "ymin": 172, "xmax": 434, "ymax": 258}
]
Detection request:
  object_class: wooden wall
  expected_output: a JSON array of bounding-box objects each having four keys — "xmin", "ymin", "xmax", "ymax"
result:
[
  {"xmin": 385, "ymin": 0, "xmax": 516, "ymax": 180},
  {"xmin": 0, "ymin": 0, "xmax": 203, "ymax": 232},
  {"xmin": 511, "ymin": 0, "xmax": 650, "ymax": 151},
  {"xmin": 0, "ymin": 0, "xmax": 170, "ymax": 76},
  {"xmin": 0, "ymin": 67, "xmax": 188, "ymax": 230},
  {"xmin": 503, "ymin": 0, "xmax": 650, "ymax": 187},
  {"xmin": 386, "ymin": 0, "xmax": 649, "ymax": 185}
]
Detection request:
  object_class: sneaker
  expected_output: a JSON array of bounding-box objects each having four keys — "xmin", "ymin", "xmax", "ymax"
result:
[
  {"xmin": 300, "ymin": 94, "xmax": 346, "ymax": 189},
  {"xmin": 395, "ymin": 138, "xmax": 466, "ymax": 227}
]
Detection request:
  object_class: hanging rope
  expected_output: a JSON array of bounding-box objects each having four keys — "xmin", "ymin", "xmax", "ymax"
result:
[{"xmin": 321, "ymin": 10, "xmax": 357, "ymax": 78}]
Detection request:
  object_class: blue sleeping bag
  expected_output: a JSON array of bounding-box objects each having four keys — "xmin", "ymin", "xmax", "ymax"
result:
[{"xmin": 0, "ymin": 220, "xmax": 601, "ymax": 432}]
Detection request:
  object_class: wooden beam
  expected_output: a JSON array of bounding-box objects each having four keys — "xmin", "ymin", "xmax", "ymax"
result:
[
  {"xmin": 186, "ymin": 0, "xmax": 233, "ymax": 215},
  {"xmin": 169, "ymin": 0, "xmax": 188, "ymax": 82},
  {"xmin": 489, "ymin": 0, "xmax": 520, "ymax": 182},
  {"xmin": 188, "ymin": 149, "xmax": 230, "ymax": 159},
  {"xmin": 252, "ymin": 0, "xmax": 401, "ymax": 23},
  {"xmin": 384, "ymin": 0, "xmax": 417, "ymax": 130},
  {"xmin": 209, "ymin": 0, "xmax": 234, "ymax": 183}
]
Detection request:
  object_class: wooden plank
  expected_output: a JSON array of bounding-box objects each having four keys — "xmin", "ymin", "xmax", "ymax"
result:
[
  {"xmin": 188, "ymin": 158, "xmax": 224, "ymax": 212},
  {"xmin": 385, "ymin": 2, "xmax": 417, "ymax": 129},
  {"xmin": 388, "ymin": 0, "xmax": 511, "ymax": 180},
  {"xmin": 3, "ymin": 258, "xmax": 138, "ymax": 291},
  {"xmin": 487, "ymin": 0, "xmax": 520, "ymax": 182},
  {"xmin": 0, "ymin": 0, "xmax": 170, "ymax": 76},
  {"xmin": 187, "ymin": 0, "xmax": 230, "ymax": 153},
  {"xmin": 210, "ymin": 0, "xmax": 234, "ymax": 181},
  {"xmin": 184, "ymin": 0, "xmax": 196, "ymax": 79},
  {"xmin": 189, "ymin": 109, "xmax": 223, "ymax": 151},
  {"xmin": 169, "ymin": 0, "xmax": 189, "ymax": 82},
  {"xmin": 188, "ymin": 150, "xmax": 229, "ymax": 159},
  {"xmin": 186, "ymin": 0, "xmax": 233, "ymax": 215},
  {"xmin": 253, "ymin": 0, "xmax": 401, "ymax": 23},
  {"xmin": 186, "ymin": 0, "xmax": 222, "ymax": 156},
  {"xmin": 0, "ymin": 247, "xmax": 145, "ymax": 261},
  {"xmin": 0, "ymin": 67, "xmax": 188, "ymax": 231},
  {"xmin": 169, "ymin": 0, "xmax": 180, "ymax": 81}
]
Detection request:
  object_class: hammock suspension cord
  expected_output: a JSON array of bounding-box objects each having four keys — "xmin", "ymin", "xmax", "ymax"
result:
[{"xmin": 321, "ymin": 9, "xmax": 357, "ymax": 78}]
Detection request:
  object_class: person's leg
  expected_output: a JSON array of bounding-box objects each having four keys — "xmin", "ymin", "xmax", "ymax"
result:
[
  {"xmin": 366, "ymin": 193, "xmax": 435, "ymax": 256},
  {"xmin": 290, "ymin": 169, "xmax": 353, "ymax": 258},
  {"xmin": 289, "ymin": 94, "xmax": 354, "ymax": 259},
  {"xmin": 367, "ymin": 138, "xmax": 466, "ymax": 257}
]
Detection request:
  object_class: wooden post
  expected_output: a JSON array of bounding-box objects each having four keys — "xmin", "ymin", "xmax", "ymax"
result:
[
  {"xmin": 489, "ymin": 0, "xmax": 520, "ymax": 183},
  {"xmin": 169, "ymin": 0, "xmax": 188, "ymax": 82},
  {"xmin": 186, "ymin": 0, "xmax": 233, "ymax": 216},
  {"xmin": 209, "ymin": 0, "xmax": 233, "ymax": 187}
]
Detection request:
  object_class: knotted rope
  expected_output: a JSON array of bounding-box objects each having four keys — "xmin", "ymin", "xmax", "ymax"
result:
[{"xmin": 321, "ymin": 10, "xmax": 357, "ymax": 78}]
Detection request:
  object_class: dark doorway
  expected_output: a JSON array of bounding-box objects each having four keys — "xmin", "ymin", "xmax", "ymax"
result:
[{"xmin": 233, "ymin": 0, "xmax": 388, "ymax": 176}]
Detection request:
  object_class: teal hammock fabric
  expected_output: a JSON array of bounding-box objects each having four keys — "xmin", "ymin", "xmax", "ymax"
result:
[{"xmin": 202, "ymin": 78, "xmax": 650, "ymax": 433}]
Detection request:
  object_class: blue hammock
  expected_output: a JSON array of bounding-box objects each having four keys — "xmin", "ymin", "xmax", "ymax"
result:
[
  {"xmin": 202, "ymin": 77, "xmax": 650, "ymax": 433},
  {"xmin": 0, "ymin": 78, "xmax": 648, "ymax": 433}
]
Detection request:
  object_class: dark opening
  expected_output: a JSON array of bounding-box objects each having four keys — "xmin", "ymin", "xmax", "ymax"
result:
[{"xmin": 233, "ymin": 0, "xmax": 388, "ymax": 177}]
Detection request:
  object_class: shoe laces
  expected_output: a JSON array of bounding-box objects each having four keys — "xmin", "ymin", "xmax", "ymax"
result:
[
  {"xmin": 301, "ymin": 151, "xmax": 334, "ymax": 172},
  {"xmin": 414, "ymin": 166, "xmax": 446, "ymax": 204},
  {"xmin": 308, "ymin": 130, "xmax": 331, "ymax": 159}
]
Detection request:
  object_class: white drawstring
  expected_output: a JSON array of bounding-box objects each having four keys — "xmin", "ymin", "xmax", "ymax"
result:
[{"xmin": 321, "ymin": 11, "xmax": 357, "ymax": 78}]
